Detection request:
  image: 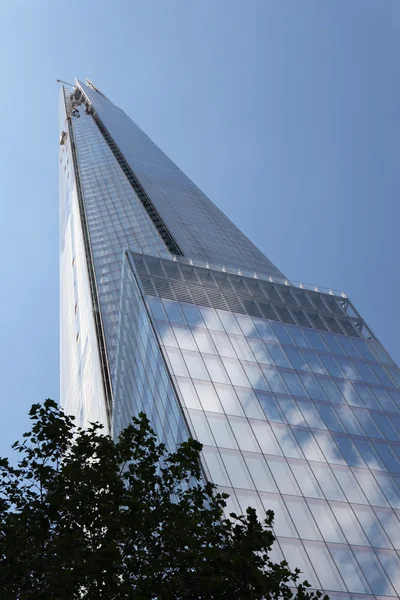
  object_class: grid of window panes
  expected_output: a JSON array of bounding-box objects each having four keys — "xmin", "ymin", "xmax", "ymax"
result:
[
  {"xmin": 113, "ymin": 255, "xmax": 190, "ymax": 451},
  {"xmin": 77, "ymin": 80, "xmax": 284, "ymax": 279},
  {"xmin": 71, "ymin": 105, "xmax": 170, "ymax": 384},
  {"xmin": 147, "ymin": 292, "xmax": 400, "ymax": 597}
]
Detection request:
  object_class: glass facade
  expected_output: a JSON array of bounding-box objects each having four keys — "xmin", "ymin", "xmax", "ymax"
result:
[{"xmin": 60, "ymin": 78, "xmax": 400, "ymax": 598}]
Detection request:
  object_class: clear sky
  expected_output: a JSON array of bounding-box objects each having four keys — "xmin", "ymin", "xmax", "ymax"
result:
[{"xmin": 0, "ymin": 0, "xmax": 399, "ymax": 458}]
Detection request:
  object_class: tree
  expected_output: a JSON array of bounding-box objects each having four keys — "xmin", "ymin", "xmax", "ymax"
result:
[{"xmin": 0, "ymin": 400, "xmax": 328, "ymax": 600}]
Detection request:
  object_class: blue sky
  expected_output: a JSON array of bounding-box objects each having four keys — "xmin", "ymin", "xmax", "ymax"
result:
[{"xmin": 0, "ymin": 0, "xmax": 399, "ymax": 457}]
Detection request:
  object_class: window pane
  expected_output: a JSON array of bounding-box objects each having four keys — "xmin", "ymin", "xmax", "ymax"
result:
[
  {"xmin": 300, "ymin": 373, "xmax": 327, "ymax": 401},
  {"xmin": 336, "ymin": 357, "xmax": 362, "ymax": 381},
  {"xmin": 310, "ymin": 462, "xmax": 346, "ymax": 501},
  {"xmin": 229, "ymin": 334, "xmax": 255, "ymax": 361},
  {"xmin": 206, "ymin": 412, "xmax": 238, "ymax": 449},
  {"xmin": 228, "ymin": 417, "xmax": 260, "ymax": 452},
  {"xmin": 253, "ymin": 318, "xmax": 277, "ymax": 341},
  {"xmin": 268, "ymin": 457, "xmax": 301, "ymax": 495},
  {"xmin": 172, "ymin": 323, "xmax": 197, "ymax": 351},
  {"xmin": 270, "ymin": 423, "xmax": 304, "ymax": 459},
  {"xmin": 352, "ymin": 505, "xmax": 392, "ymax": 549},
  {"xmin": 354, "ymin": 383, "xmax": 382, "ymax": 410},
  {"xmin": 266, "ymin": 343, "xmax": 292, "ymax": 368},
  {"xmin": 329, "ymin": 545, "xmax": 371, "ymax": 594},
  {"xmin": 303, "ymin": 350, "xmax": 327, "ymax": 375},
  {"xmin": 353, "ymin": 469, "xmax": 390, "ymax": 507},
  {"xmin": 293, "ymin": 429, "xmax": 326, "ymax": 462},
  {"xmin": 250, "ymin": 420, "xmax": 283, "ymax": 455},
  {"xmin": 162, "ymin": 299, "xmax": 185, "ymax": 324},
  {"xmin": 222, "ymin": 357, "xmax": 250, "ymax": 387},
  {"xmin": 290, "ymin": 460, "xmax": 324, "ymax": 498},
  {"xmin": 317, "ymin": 404, "xmax": 346, "ymax": 433},
  {"xmin": 165, "ymin": 347, "xmax": 189, "ymax": 377},
  {"xmin": 375, "ymin": 548, "xmax": 400, "ymax": 596},
  {"xmin": 373, "ymin": 472, "xmax": 400, "ymax": 509},
  {"xmin": 304, "ymin": 330, "xmax": 328, "ymax": 352},
  {"xmin": 313, "ymin": 430, "xmax": 346, "ymax": 464},
  {"xmin": 318, "ymin": 377, "xmax": 344, "ymax": 403},
  {"xmin": 335, "ymin": 380, "xmax": 364, "ymax": 407},
  {"xmin": 354, "ymin": 439, "xmax": 387, "ymax": 471},
  {"xmin": 270, "ymin": 321, "xmax": 294, "ymax": 345},
  {"xmin": 323, "ymin": 333, "xmax": 346, "ymax": 355},
  {"xmin": 215, "ymin": 383, "xmax": 245, "ymax": 416},
  {"xmin": 191, "ymin": 327, "xmax": 217, "ymax": 354},
  {"xmin": 241, "ymin": 361, "xmax": 270, "ymax": 391},
  {"xmin": 181, "ymin": 302, "xmax": 205, "ymax": 327},
  {"xmin": 330, "ymin": 502, "xmax": 369, "ymax": 546},
  {"xmin": 220, "ymin": 449, "xmax": 255, "ymax": 489},
  {"xmin": 244, "ymin": 454, "xmax": 278, "ymax": 493},
  {"xmin": 147, "ymin": 296, "xmax": 167, "ymax": 320},
  {"xmin": 284, "ymin": 496, "xmax": 322, "ymax": 540},
  {"xmin": 235, "ymin": 314, "xmax": 259, "ymax": 337},
  {"xmin": 193, "ymin": 380, "xmax": 223, "ymax": 413},
  {"xmin": 201, "ymin": 446, "xmax": 230, "ymax": 486},
  {"xmin": 256, "ymin": 392, "xmax": 286, "ymax": 423},
  {"xmin": 335, "ymin": 405, "xmax": 365, "ymax": 435},
  {"xmin": 277, "ymin": 397, "xmax": 307, "ymax": 426},
  {"xmin": 261, "ymin": 492, "xmax": 297, "ymax": 537},
  {"xmin": 281, "ymin": 371, "xmax": 309, "ymax": 397},
  {"xmin": 248, "ymin": 338, "xmax": 274, "ymax": 364},
  {"xmin": 304, "ymin": 541, "xmax": 346, "ymax": 592},
  {"xmin": 287, "ymin": 325, "xmax": 310, "ymax": 348},
  {"xmin": 285, "ymin": 347, "xmax": 310, "ymax": 371},
  {"xmin": 298, "ymin": 400, "xmax": 327, "ymax": 429},
  {"xmin": 198, "ymin": 306, "xmax": 224, "ymax": 331},
  {"xmin": 339, "ymin": 336, "xmax": 361, "ymax": 358},
  {"xmin": 176, "ymin": 377, "xmax": 202, "ymax": 409},
  {"xmin": 203, "ymin": 354, "xmax": 230, "ymax": 384},
  {"xmin": 331, "ymin": 465, "xmax": 368, "ymax": 504},
  {"xmin": 261, "ymin": 365, "xmax": 289, "ymax": 394},
  {"xmin": 357, "ymin": 362, "xmax": 380, "ymax": 385},
  {"xmin": 332, "ymin": 435, "xmax": 366, "ymax": 468},
  {"xmin": 188, "ymin": 409, "xmax": 215, "ymax": 446},
  {"xmin": 216, "ymin": 310, "xmax": 241, "ymax": 334},
  {"xmin": 307, "ymin": 499, "xmax": 346, "ymax": 543},
  {"xmin": 374, "ymin": 507, "xmax": 400, "ymax": 550},
  {"xmin": 209, "ymin": 330, "xmax": 236, "ymax": 358},
  {"xmin": 352, "ymin": 547, "xmax": 396, "ymax": 596},
  {"xmin": 320, "ymin": 355, "xmax": 345, "ymax": 378},
  {"xmin": 279, "ymin": 539, "xmax": 320, "ymax": 589},
  {"xmin": 353, "ymin": 409, "xmax": 384, "ymax": 439},
  {"xmin": 157, "ymin": 321, "xmax": 178, "ymax": 347},
  {"xmin": 182, "ymin": 350, "xmax": 210, "ymax": 380},
  {"xmin": 236, "ymin": 387, "xmax": 265, "ymax": 419}
]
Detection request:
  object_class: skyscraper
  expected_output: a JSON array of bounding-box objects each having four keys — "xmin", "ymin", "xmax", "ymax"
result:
[{"xmin": 60, "ymin": 79, "xmax": 400, "ymax": 598}]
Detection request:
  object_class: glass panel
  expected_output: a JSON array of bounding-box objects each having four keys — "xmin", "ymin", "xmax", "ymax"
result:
[
  {"xmin": 333, "ymin": 435, "xmax": 366, "ymax": 467},
  {"xmin": 329, "ymin": 544, "xmax": 372, "ymax": 594},
  {"xmin": 247, "ymin": 338, "xmax": 274, "ymax": 365},
  {"xmin": 289, "ymin": 460, "xmax": 324, "ymax": 498},
  {"xmin": 228, "ymin": 417, "xmax": 260, "ymax": 452},
  {"xmin": 228, "ymin": 334, "xmax": 255, "ymax": 361},
  {"xmin": 371, "ymin": 363, "xmax": 395, "ymax": 388},
  {"xmin": 277, "ymin": 397, "xmax": 307, "ymax": 426},
  {"xmin": 336, "ymin": 380, "xmax": 364, "ymax": 407},
  {"xmin": 302, "ymin": 350, "xmax": 327, "ymax": 375},
  {"xmin": 261, "ymin": 365, "xmax": 289, "ymax": 394},
  {"xmin": 235, "ymin": 488, "xmax": 266, "ymax": 521},
  {"xmin": 313, "ymin": 430, "xmax": 346, "ymax": 464},
  {"xmin": 287, "ymin": 324, "xmax": 310, "ymax": 348},
  {"xmin": 354, "ymin": 383, "xmax": 382, "ymax": 410},
  {"xmin": 235, "ymin": 313, "xmax": 259, "ymax": 337},
  {"xmin": 374, "ymin": 472, "xmax": 400, "ymax": 509},
  {"xmin": 175, "ymin": 376, "xmax": 202, "ymax": 409},
  {"xmin": 298, "ymin": 400, "xmax": 328, "ymax": 429},
  {"xmin": 279, "ymin": 538, "xmax": 320, "ymax": 588},
  {"xmin": 253, "ymin": 317, "xmax": 277, "ymax": 341},
  {"xmin": 281, "ymin": 370, "xmax": 309, "ymax": 397},
  {"xmin": 318, "ymin": 377, "xmax": 344, "ymax": 403},
  {"xmin": 320, "ymin": 355, "xmax": 345, "ymax": 378},
  {"xmin": 266, "ymin": 343, "xmax": 292, "ymax": 368},
  {"xmin": 215, "ymin": 383, "xmax": 245, "ymax": 416},
  {"xmin": 270, "ymin": 423, "xmax": 304, "ymax": 459},
  {"xmin": 307, "ymin": 498, "xmax": 346, "ymax": 543},
  {"xmin": 374, "ymin": 507, "xmax": 400, "ymax": 550},
  {"xmin": 198, "ymin": 306, "xmax": 224, "ymax": 331},
  {"xmin": 162, "ymin": 298, "xmax": 186, "ymax": 324},
  {"xmin": 336, "ymin": 357, "xmax": 362, "ymax": 381},
  {"xmin": 172, "ymin": 323, "xmax": 197, "ymax": 351},
  {"xmin": 300, "ymin": 373, "xmax": 327, "ymax": 400},
  {"xmin": 267, "ymin": 456, "xmax": 301, "ymax": 495},
  {"xmin": 236, "ymin": 387, "xmax": 265, "ymax": 419},
  {"xmin": 191, "ymin": 327, "xmax": 217, "ymax": 354},
  {"xmin": 216, "ymin": 309, "xmax": 241, "ymax": 334},
  {"xmin": 373, "ymin": 388, "xmax": 399, "ymax": 413},
  {"xmin": 353, "ymin": 469, "xmax": 390, "ymax": 507},
  {"xmin": 285, "ymin": 346, "xmax": 310, "ymax": 371},
  {"xmin": 317, "ymin": 404, "xmax": 347, "ymax": 433},
  {"xmin": 180, "ymin": 302, "xmax": 205, "ymax": 327},
  {"xmin": 260, "ymin": 492, "xmax": 297, "ymax": 537},
  {"xmin": 352, "ymin": 547, "xmax": 396, "ymax": 596},
  {"xmin": 157, "ymin": 321, "xmax": 178, "ymax": 347},
  {"xmin": 293, "ymin": 429, "xmax": 326, "ymax": 462},
  {"xmin": 243, "ymin": 454, "xmax": 278, "ymax": 493},
  {"xmin": 201, "ymin": 446, "xmax": 230, "ymax": 486},
  {"xmin": 354, "ymin": 439, "xmax": 387, "ymax": 471},
  {"xmin": 182, "ymin": 350, "xmax": 210, "ymax": 381},
  {"xmin": 193, "ymin": 380, "xmax": 224, "ymax": 413},
  {"xmin": 374, "ymin": 414, "xmax": 400, "ymax": 441},
  {"xmin": 147, "ymin": 296, "xmax": 167, "ymax": 320},
  {"xmin": 256, "ymin": 392, "xmax": 286, "ymax": 423},
  {"xmin": 241, "ymin": 361, "xmax": 270, "ymax": 391},
  {"xmin": 335, "ymin": 405, "xmax": 365, "ymax": 435},
  {"xmin": 352, "ymin": 337, "xmax": 376, "ymax": 361},
  {"xmin": 375, "ymin": 548, "xmax": 400, "ymax": 596},
  {"xmin": 203, "ymin": 354, "xmax": 230, "ymax": 384},
  {"xmin": 165, "ymin": 347, "xmax": 189, "ymax": 377},
  {"xmin": 330, "ymin": 502, "xmax": 369, "ymax": 546},
  {"xmin": 284, "ymin": 496, "xmax": 322, "ymax": 540},
  {"xmin": 353, "ymin": 409, "xmax": 385, "ymax": 439},
  {"xmin": 222, "ymin": 357, "xmax": 250, "ymax": 387},
  {"xmin": 206, "ymin": 412, "xmax": 238, "ymax": 449},
  {"xmin": 352, "ymin": 504, "xmax": 392, "ymax": 549},
  {"xmin": 357, "ymin": 362, "xmax": 380, "ymax": 385},
  {"xmin": 310, "ymin": 462, "xmax": 346, "ymax": 501},
  {"xmin": 338, "ymin": 337, "xmax": 362, "ymax": 358},
  {"xmin": 219, "ymin": 449, "xmax": 255, "ymax": 489},
  {"xmin": 304, "ymin": 330, "xmax": 328, "ymax": 352},
  {"xmin": 250, "ymin": 420, "xmax": 283, "ymax": 455},
  {"xmin": 209, "ymin": 330, "xmax": 236, "ymax": 358},
  {"xmin": 188, "ymin": 409, "xmax": 215, "ymax": 446},
  {"xmin": 323, "ymin": 333, "xmax": 347, "ymax": 355},
  {"xmin": 304, "ymin": 540, "xmax": 347, "ymax": 592},
  {"xmin": 270, "ymin": 321, "xmax": 294, "ymax": 345},
  {"xmin": 331, "ymin": 465, "xmax": 368, "ymax": 504}
]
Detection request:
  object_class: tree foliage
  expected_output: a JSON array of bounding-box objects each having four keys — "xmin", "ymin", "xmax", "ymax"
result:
[{"xmin": 0, "ymin": 400, "xmax": 328, "ymax": 599}]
